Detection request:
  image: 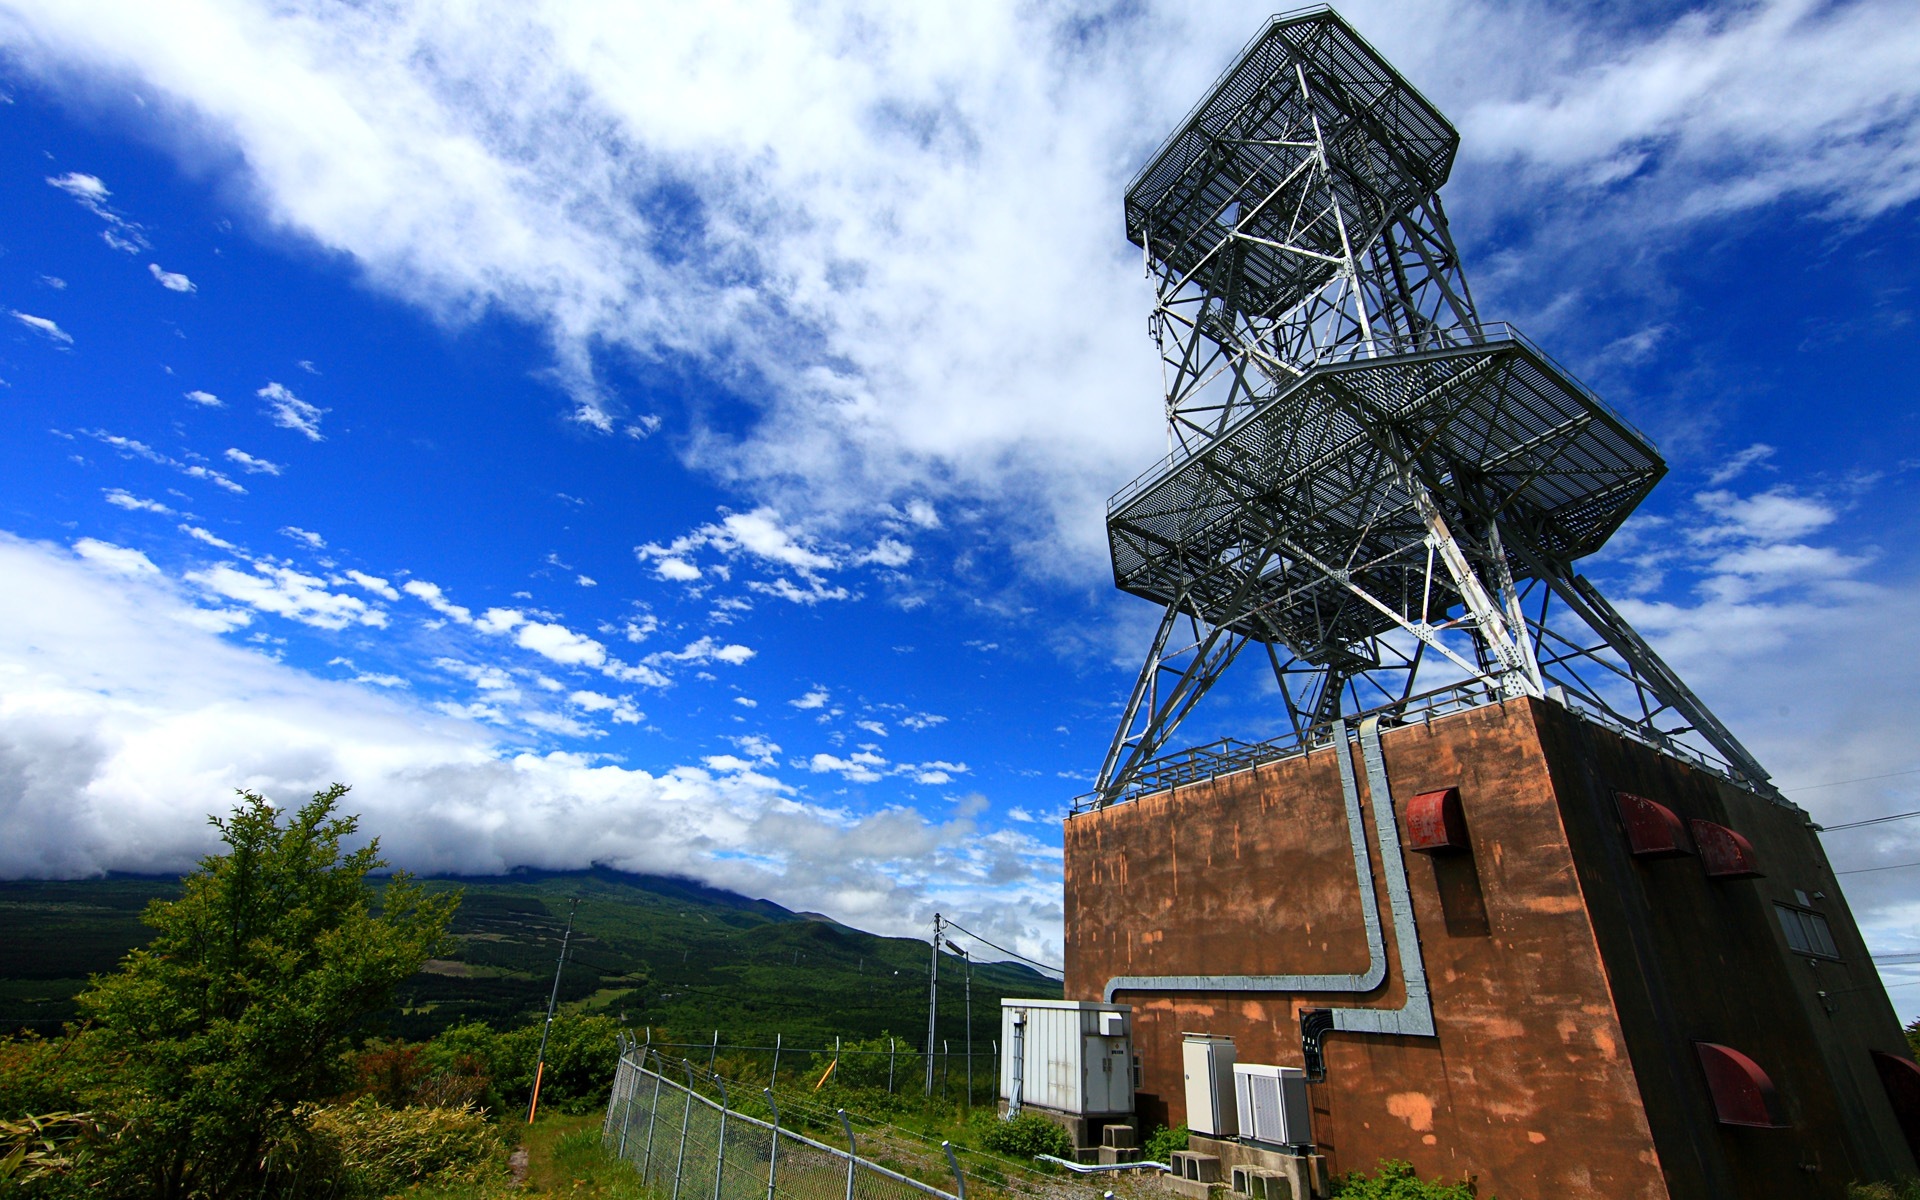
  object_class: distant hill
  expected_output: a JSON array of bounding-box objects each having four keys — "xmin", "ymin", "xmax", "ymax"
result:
[{"xmin": 0, "ymin": 868, "xmax": 1060, "ymax": 1049}]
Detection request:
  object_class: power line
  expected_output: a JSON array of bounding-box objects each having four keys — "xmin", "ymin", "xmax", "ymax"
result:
[
  {"xmin": 1784, "ymin": 766, "xmax": 1920, "ymax": 793},
  {"xmin": 933, "ymin": 921, "xmax": 1059, "ymax": 979},
  {"xmin": 1838, "ymin": 860, "xmax": 1920, "ymax": 877},
  {"xmin": 1822, "ymin": 809, "xmax": 1920, "ymax": 833}
]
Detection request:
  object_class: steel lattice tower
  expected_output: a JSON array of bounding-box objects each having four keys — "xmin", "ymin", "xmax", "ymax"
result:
[{"xmin": 1092, "ymin": 6, "xmax": 1774, "ymax": 806}]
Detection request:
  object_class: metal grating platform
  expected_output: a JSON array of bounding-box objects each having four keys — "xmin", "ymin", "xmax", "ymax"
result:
[
  {"xmin": 1107, "ymin": 325, "xmax": 1664, "ymax": 648},
  {"xmin": 1124, "ymin": 6, "xmax": 1458, "ymax": 323}
]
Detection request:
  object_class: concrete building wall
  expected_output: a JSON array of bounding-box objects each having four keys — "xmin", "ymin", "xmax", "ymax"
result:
[{"xmin": 1062, "ymin": 698, "xmax": 1915, "ymax": 1199}]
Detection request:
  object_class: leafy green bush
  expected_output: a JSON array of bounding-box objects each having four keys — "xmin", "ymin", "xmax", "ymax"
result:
[
  {"xmin": 980, "ymin": 1112, "xmax": 1073, "ymax": 1160},
  {"xmin": 1142, "ymin": 1122, "xmax": 1188, "ymax": 1164},
  {"xmin": 1850, "ymin": 1181, "xmax": 1920, "ymax": 1200},
  {"xmin": 428, "ymin": 1013, "xmax": 622, "ymax": 1116},
  {"xmin": 49, "ymin": 786, "xmax": 457, "ymax": 1198},
  {"xmin": 1332, "ymin": 1158, "xmax": 1483, "ymax": 1199},
  {"xmin": 0, "ymin": 1036, "xmax": 87, "ymax": 1120}
]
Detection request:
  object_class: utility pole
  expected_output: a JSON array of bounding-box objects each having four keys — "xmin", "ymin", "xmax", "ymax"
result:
[
  {"xmin": 946, "ymin": 939, "xmax": 972, "ymax": 1105},
  {"xmin": 924, "ymin": 913, "xmax": 942, "ymax": 1097},
  {"xmin": 527, "ymin": 897, "xmax": 581, "ymax": 1123}
]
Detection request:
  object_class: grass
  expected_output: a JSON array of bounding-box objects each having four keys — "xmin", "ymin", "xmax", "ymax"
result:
[{"xmin": 399, "ymin": 1111, "xmax": 647, "ymax": 1198}]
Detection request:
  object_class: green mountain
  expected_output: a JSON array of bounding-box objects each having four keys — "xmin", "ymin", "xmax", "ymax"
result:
[{"xmin": 0, "ymin": 868, "xmax": 1060, "ymax": 1053}]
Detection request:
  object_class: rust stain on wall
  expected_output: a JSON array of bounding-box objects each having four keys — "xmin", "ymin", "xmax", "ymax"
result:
[{"xmin": 1062, "ymin": 698, "xmax": 1917, "ymax": 1200}]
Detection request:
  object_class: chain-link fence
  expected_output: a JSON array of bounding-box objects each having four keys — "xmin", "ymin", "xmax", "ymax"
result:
[{"xmin": 605, "ymin": 1039, "xmax": 966, "ymax": 1200}]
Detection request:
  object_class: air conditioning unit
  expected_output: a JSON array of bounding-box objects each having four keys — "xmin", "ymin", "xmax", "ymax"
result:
[
  {"xmin": 1182, "ymin": 1034, "xmax": 1237, "ymax": 1136},
  {"xmin": 1233, "ymin": 1064, "xmax": 1311, "ymax": 1147}
]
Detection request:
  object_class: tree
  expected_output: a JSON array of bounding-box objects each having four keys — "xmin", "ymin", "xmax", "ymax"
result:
[{"xmin": 76, "ymin": 784, "xmax": 459, "ymax": 1199}]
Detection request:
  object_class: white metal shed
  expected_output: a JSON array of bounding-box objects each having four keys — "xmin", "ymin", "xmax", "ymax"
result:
[{"xmin": 998, "ymin": 998, "xmax": 1135, "ymax": 1117}]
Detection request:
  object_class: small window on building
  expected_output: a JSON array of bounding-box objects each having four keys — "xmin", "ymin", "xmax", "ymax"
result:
[{"xmin": 1775, "ymin": 902, "xmax": 1840, "ymax": 959}]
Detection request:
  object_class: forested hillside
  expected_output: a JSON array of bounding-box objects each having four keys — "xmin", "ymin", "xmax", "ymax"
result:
[{"xmin": 0, "ymin": 868, "xmax": 1059, "ymax": 1047}]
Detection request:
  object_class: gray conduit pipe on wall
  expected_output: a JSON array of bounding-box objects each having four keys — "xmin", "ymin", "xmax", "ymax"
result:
[
  {"xmin": 1100, "ymin": 715, "xmax": 1434, "ymax": 1062},
  {"xmin": 1101, "ymin": 716, "xmax": 1385, "ymax": 1003},
  {"xmin": 1329, "ymin": 715, "xmax": 1434, "ymax": 1037}
]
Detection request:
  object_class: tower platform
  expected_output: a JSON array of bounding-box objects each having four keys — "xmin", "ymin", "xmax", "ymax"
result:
[{"xmin": 1063, "ymin": 697, "xmax": 1917, "ymax": 1198}]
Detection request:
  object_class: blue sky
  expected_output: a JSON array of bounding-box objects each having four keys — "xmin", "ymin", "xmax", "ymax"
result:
[{"xmin": 1, "ymin": 0, "xmax": 1918, "ymax": 1007}]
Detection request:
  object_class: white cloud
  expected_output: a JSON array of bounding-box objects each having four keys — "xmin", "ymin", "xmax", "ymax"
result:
[
  {"xmin": 474, "ymin": 607, "xmax": 525, "ymax": 635},
  {"xmin": 645, "ymin": 636, "xmax": 755, "ymax": 667},
  {"xmin": 345, "ymin": 569, "xmax": 400, "ymax": 601},
  {"xmin": 568, "ymin": 689, "xmax": 642, "ymax": 724},
  {"xmin": 789, "ymin": 688, "xmax": 830, "ymax": 710},
  {"xmin": 103, "ymin": 488, "xmax": 171, "ymax": 514},
  {"xmin": 45, "ymin": 171, "xmax": 107, "ymax": 203},
  {"xmin": 187, "ymin": 561, "xmax": 387, "ymax": 631},
  {"xmin": 433, "ymin": 657, "xmax": 517, "ymax": 694},
  {"xmin": 577, "ymin": 574, "xmax": 597, "ymax": 587},
  {"xmin": 854, "ymin": 538, "xmax": 913, "ymax": 568},
  {"xmin": 650, "ymin": 557, "xmax": 701, "ymax": 582},
  {"xmin": 184, "ymin": 389, "xmax": 223, "ymax": 407},
  {"xmin": 14, "ymin": 1, "xmax": 1903, "ymax": 583},
  {"xmin": 1707, "ymin": 443, "xmax": 1776, "ymax": 486},
  {"xmin": 899, "ymin": 712, "xmax": 946, "ymax": 731},
  {"xmin": 182, "ymin": 466, "xmax": 245, "ymax": 495},
  {"xmin": 10, "ymin": 311, "xmax": 71, "ymax": 345},
  {"xmin": 257, "ymin": 381, "xmax": 326, "ymax": 441},
  {"xmin": 514, "ymin": 620, "xmax": 607, "ymax": 668},
  {"xmin": 225, "ymin": 447, "xmax": 283, "ymax": 475},
  {"xmin": 616, "ymin": 614, "xmax": 659, "ymax": 643},
  {"xmin": 748, "ymin": 576, "xmax": 852, "ymax": 605},
  {"xmin": 148, "ymin": 263, "xmax": 196, "ymax": 292},
  {"xmin": 402, "ymin": 579, "xmax": 473, "ymax": 624},
  {"xmin": 280, "ymin": 526, "xmax": 326, "ymax": 549},
  {"xmin": 83, "ymin": 428, "xmax": 247, "ymax": 495},
  {"xmin": 809, "ymin": 750, "xmax": 887, "ymax": 784},
  {"xmin": 73, "ymin": 537, "xmax": 157, "ymax": 576},
  {"xmin": 1693, "ymin": 488, "xmax": 1837, "ymax": 545},
  {"xmin": 855, "ymin": 719, "xmax": 888, "ymax": 737},
  {"xmin": 46, "ymin": 170, "xmax": 148, "ymax": 251},
  {"xmin": 0, "ymin": 532, "xmax": 1061, "ymax": 954},
  {"xmin": 179, "ymin": 525, "xmax": 238, "ymax": 551},
  {"xmin": 733, "ymin": 696, "xmax": 758, "ymax": 708},
  {"xmin": 1458, "ymin": 1, "xmax": 1920, "ymax": 223}
]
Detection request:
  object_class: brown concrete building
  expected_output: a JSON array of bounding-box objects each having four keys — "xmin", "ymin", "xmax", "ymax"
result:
[{"xmin": 1064, "ymin": 697, "xmax": 1919, "ymax": 1199}]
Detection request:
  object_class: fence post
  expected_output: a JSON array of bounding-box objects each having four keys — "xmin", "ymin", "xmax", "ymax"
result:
[
  {"xmin": 710, "ymin": 1029, "xmax": 720, "ymax": 1070},
  {"xmin": 771, "ymin": 1032, "xmax": 782, "ymax": 1089},
  {"xmin": 764, "ymin": 1089, "xmax": 781, "ymax": 1200},
  {"xmin": 672, "ymin": 1060, "xmax": 695, "ymax": 1200},
  {"xmin": 837, "ymin": 1109, "xmax": 857, "ymax": 1200},
  {"xmin": 606, "ymin": 1037, "xmax": 625, "ymax": 1141},
  {"xmin": 712, "ymin": 1070, "xmax": 730, "ymax": 1200},
  {"xmin": 618, "ymin": 1051, "xmax": 640, "ymax": 1158},
  {"xmin": 943, "ymin": 1040, "xmax": 949, "ymax": 1098},
  {"xmin": 943, "ymin": 1140, "xmax": 967, "ymax": 1200},
  {"xmin": 888, "ymin": 1037, "xmax": 896, "ymax": 1094},
  {"xmin": 643, "ymin": 1051, "xmax": 666, "ymax": 1181}
]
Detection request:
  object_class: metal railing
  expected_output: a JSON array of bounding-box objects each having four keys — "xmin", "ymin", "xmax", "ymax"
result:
[
  {"xmin": 604, "ymin": 1041, "xmax": 966, "ymax": 1200},
  {"xmin": 1103, "ymin": 320, "xmax": 1652, "ymax": 515},
  {"xmin": 1072, "ymin": 678, "xmax": 1765, "ymax": 813}
]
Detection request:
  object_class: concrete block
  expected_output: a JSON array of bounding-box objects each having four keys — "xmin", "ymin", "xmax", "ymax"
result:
[
  {"xmin": 1250, "ymin": 1172, "xmax": 1293, "ymax": 1200},
  {"xmin": 1183, "ymin": 1153, "xmax": 1222, "ymax": 1183},
  {"xmin": 1102, "ymin": 1123, "xmax": 1137, "ymax": 1149},
  {"xmin": 1162, "ymin": 1177, "xmax": 1223, "ymax": 1200},
  {"xmin": 1098, "ymin": 1146, "xmax": 1141, "ymax": 1165}
]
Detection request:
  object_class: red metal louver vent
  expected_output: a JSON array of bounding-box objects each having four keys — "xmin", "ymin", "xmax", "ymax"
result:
[
  {"xmin": 1871, "ymin": 1050, "xmax": 1920, "ymax": 1161},
  {"xmin": 1616, "ymin": 791, "xmax": 1691, "ymax": 858},
  {"xmin": 1696, "ymin": 1043, "xmax": 1785, "ymax": 1128},
  {"xmin": 1690, "ymin": 819, "xmax": 1762, "ymax": 879},
  {"xmin": 1405, "ymin": 788, "xmax": 1470, "ymax": 854}
]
